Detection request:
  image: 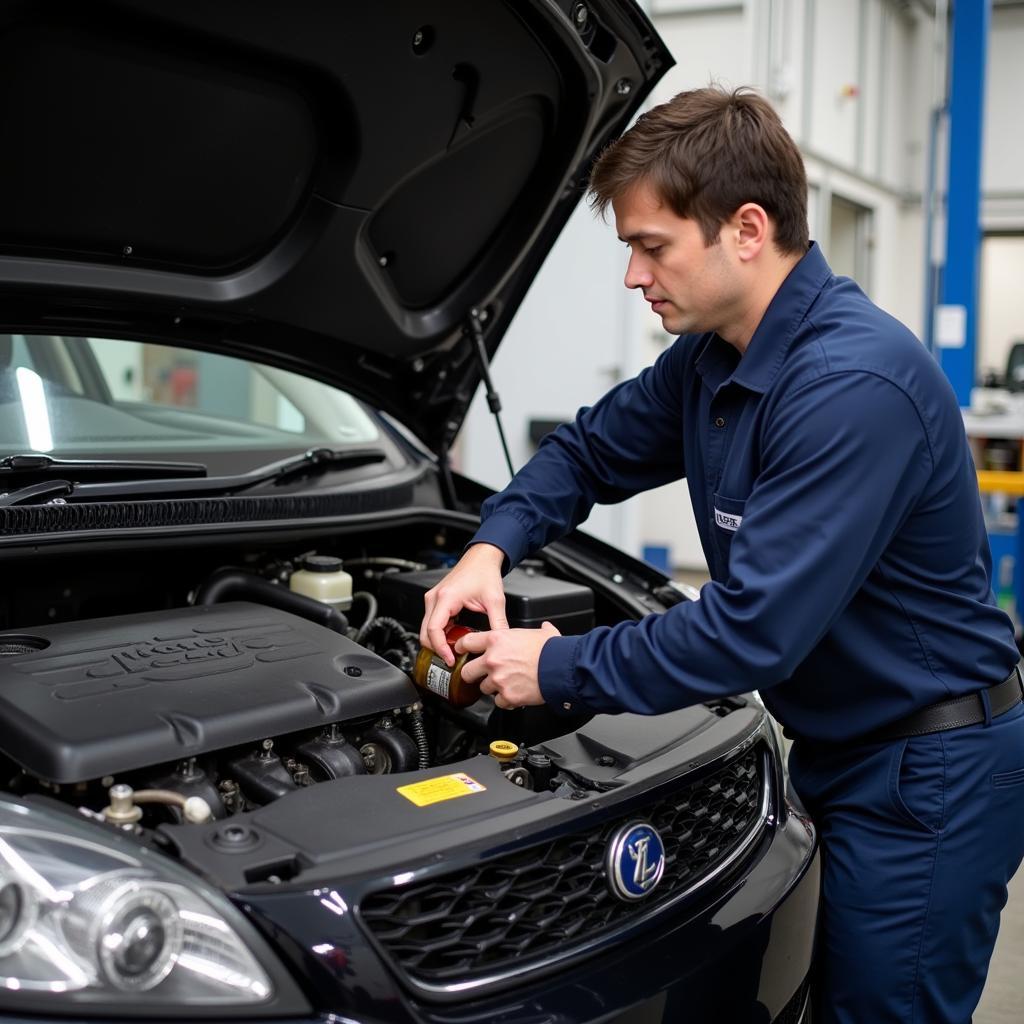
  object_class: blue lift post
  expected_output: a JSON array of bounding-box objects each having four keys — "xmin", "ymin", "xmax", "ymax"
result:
[
  {"xmin": 936, "ymin": 0, "xmax": 990, "ymax": 404},
  {"xmin": 931, "ymin": 2, "xmax": 1018, "ymax": 614}
]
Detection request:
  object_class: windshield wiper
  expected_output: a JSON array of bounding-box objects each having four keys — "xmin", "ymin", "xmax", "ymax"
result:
[
  {"xmin": 234, "ymin": 447, "xmax": 388, "ymax": 489},
  {"xmin": 0, "ymin": 479, "xmax": 75, "ymax": 507},
  {"xmin": 3, "ymin": 447, "xmax": 389, "ymax": 502},
  {"xmin": 0, "ymin": 455, "xmax": 208, "ymax": 507},
  {"xmin": 0, "ymin": 454, "xmax": 207, "ymax": 482}
]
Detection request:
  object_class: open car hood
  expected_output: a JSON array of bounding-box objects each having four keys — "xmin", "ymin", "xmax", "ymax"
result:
[{"xmin": 0, "ymin": 0, "xmax": 672, "ymax": 455}]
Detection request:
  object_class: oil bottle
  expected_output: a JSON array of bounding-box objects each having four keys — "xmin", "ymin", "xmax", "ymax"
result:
[{"xmin": 412, "ymin": 624, "xmax": 481, "ymax": 707}]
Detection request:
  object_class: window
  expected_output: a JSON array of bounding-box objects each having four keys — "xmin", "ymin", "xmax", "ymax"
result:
[{"xmin": 827, "ymin": 194, "xmax": 874, "ymax": 289}]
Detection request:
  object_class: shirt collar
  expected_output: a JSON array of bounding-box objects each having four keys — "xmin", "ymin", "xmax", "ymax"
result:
[
  {"xmin": 729, "ymin": 242, "xmax": 832, "ymax": 393},
  {"xmin": 694, "ymin": 242, "xmax": 832, "ymax": 396}
]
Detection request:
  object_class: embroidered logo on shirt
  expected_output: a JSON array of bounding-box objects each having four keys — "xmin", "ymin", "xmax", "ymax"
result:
[{"xmin": 715, "ymin": 508, "xmax": 742, "ymax": 532}]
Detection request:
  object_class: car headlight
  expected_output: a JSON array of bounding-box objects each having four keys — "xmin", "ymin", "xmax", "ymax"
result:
[{"xmin": 0, "ymin": 799, "xmax": 308, "ymax": 1016}]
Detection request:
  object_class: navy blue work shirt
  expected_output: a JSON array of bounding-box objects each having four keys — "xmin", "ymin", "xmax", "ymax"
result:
[{"xmin": 472, "ymin": 243, "xmax": 1018, "ymax": 743}]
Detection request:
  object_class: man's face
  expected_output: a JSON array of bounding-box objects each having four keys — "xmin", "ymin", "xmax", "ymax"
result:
[{"xmin": 613, "ymin": 181, "xmax": 742, "ymax": 337}]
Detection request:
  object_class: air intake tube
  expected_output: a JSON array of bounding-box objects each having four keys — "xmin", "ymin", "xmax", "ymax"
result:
[{"xmin": 194, "ymin": 569, "xmax": 350, "ymax": 635}]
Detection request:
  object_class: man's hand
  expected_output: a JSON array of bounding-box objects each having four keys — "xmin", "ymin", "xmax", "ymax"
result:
[
  {"xmin": 420, "ymin": 543, "xmax": 509, "ymax": 666},
  {"xmin": 455, "ymin": 621, "xmax": 561, "ymax": 710}
]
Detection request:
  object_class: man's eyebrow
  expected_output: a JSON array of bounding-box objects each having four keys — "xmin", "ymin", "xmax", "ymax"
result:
[{"xmin": 617, "ymin": 231, "xmax": 669, "ymax": 243}]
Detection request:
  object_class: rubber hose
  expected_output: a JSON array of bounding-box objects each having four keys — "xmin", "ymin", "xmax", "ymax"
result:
[
  {"xmin": 362, "ymin": 617, "xmax": 423, "ymax": 672},
  {"xmin": 360, "ymin": 616, "xmax": 406, "ymax": 650},
  {"xmin": 195, "ymin": 569, "xmax": 350, "ymax": 635},
  {"xmin": 409, "ymin": 707, "xmax": 430, "ymax": 770},
  {"xmin": 352, "ymin": 591, "xmax": 380, "ymax": 643},
  {"xmin": 403, "ymin": 633, "xmax": 420, "ymax": 673},
  {"xmin": 382, "ymin": 646, "xmax": 406, "ymax": 668},
  {"xmin": 344, "ymin": 556, "xmax": 428, "ymax": 573}
]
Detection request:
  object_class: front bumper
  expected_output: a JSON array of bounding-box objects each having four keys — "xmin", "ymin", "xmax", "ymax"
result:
[
  {"xmin": 235, "ymin": 793, "xmax": 819, "ymax": 1024},
  {"xmin": 0, "ymin": 712, "xmax": 819, "ymax": 1024}
]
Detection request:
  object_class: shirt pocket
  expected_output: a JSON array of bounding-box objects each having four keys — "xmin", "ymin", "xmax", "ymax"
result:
[{"xmin": 712, "ymin": 492, "xmax": 747, "ymax": 568}]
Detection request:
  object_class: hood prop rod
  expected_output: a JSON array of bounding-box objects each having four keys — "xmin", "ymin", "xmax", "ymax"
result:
[{"xmin": 467, "ymin": 307, "xmax": 515, "ymax": 480}]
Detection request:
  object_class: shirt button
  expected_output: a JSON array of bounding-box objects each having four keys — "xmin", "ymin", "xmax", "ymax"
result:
[
  {"xmin": 563, "ymin": 701, "xmax": 573, "ymax": 711},
  {"xmin": 714, "ymin": 416, "xmax": 726, "ymax": 428}
]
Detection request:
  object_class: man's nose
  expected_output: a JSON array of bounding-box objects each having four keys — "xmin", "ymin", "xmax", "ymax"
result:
[{"xmin": 624, "ymin": 252, "xmax": 653, "ymax": 291}]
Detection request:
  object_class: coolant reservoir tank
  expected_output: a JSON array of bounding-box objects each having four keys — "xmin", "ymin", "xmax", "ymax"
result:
[{"xmin": 289, "ymin": 554, "xmax": 353, "ymax": 612}]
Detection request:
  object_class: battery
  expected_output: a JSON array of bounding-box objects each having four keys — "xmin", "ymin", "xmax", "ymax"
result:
[{"xmin": 379, "ymin": 566, "xmax": 595, "ymax": 635}]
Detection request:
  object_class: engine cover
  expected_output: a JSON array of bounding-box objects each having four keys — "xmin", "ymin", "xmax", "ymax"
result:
[{"xmin": 0, "ymin": 602, "xmax": 418, "ymax": 782}]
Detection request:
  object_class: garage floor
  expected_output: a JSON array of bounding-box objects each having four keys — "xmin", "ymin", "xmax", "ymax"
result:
[
  {"xmin": 672, "ymin": 571, "xmax": 1023, "ymax": 1017},
  {"xmin": 978, "ymin": 871, "xmax": 1023, "ymax": 1022}
]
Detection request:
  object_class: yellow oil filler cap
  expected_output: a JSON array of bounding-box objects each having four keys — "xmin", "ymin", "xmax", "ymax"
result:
[{"xmin": 489, "ymin": 740, "xmax": 519, "ymax": 762}]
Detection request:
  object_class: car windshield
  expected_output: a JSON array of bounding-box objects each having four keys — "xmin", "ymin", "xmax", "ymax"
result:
[{"xmin": 0, "ymin": 334, "xmax": 379, "ymax": 459}]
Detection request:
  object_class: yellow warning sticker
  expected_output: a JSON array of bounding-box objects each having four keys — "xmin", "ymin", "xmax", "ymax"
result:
[{"xmin": 396, "ymin": 773, "xmax": 487, "ymax": 807}]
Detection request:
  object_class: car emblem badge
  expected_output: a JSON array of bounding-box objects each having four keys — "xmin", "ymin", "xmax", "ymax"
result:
[{"xmin": 606, "ymin": 821, "xmax": 666, "ymax": 901}]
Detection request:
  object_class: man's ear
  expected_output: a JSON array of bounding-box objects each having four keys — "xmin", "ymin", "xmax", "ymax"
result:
[{"xmin": 730, "ymin": 203, "xmax": 770, "ymax": 263}]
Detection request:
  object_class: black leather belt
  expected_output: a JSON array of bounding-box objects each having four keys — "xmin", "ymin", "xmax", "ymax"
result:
[{"xmin": 857, "ymin": 664, "xmax": 1024, "ymax": 745}]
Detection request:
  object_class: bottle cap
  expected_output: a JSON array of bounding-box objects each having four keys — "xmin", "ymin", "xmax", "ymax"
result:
[
  {"xmin": 444, "ymin": 623, "xmax": 474, "ymax": 644},
  {"xmin": 488, "ymin": 740, "xmax": 519, "ymax": 762},
  {"xmin": 301, "ymin": 554, "xmax": 344, "ymax": 573}
]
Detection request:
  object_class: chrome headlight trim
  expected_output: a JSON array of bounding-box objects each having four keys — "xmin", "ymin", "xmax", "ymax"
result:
[
  {"xmin": 0, "ymin": 799, "xmax": 309, "ymax": 1017},
  {"xmin": 0, "ymin": 874, "xmax": 37, "ymax": 958}
]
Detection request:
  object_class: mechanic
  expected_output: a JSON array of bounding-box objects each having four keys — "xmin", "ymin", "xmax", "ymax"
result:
[{"xmin": 420, "ymin": 87, "xmax": 1024, "ymax": 1023}]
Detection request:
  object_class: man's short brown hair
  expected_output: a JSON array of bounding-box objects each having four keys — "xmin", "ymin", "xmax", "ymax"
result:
[{"xmin": 590, "ymin": 87, "xmax": 809, "ymax": 255}]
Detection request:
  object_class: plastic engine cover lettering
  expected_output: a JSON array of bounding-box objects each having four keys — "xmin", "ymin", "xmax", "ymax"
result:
[{"xmin": 0, "ymin": 601, "xmax": 417, "ymax": 782}]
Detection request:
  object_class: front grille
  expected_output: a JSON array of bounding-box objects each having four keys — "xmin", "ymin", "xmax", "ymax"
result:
[{"xmin": 360, "ymin": 744, "xmax": 766, "ymax": 990}]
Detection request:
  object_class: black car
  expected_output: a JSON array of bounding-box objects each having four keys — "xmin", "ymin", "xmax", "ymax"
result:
[{"xmin": 0, "ymin": 2, "xmax": 818, "ymax": 1022}]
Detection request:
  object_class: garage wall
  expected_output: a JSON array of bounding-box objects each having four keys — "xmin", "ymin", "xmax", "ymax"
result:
[
  {"xmin": 805, "ymin": 1, "xmax": 862, "ymax": 168},
  {"xmin": 983, "ymin": 4, "xmax": 1024, "ymax": 230},
  {"xmin": 647, "ymin": 4, "xmax": 750, "ymax": 97}
]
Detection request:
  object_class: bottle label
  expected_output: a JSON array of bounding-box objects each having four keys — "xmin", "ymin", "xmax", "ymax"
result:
[{"xmin": 426, "ymin": 662, "xmax": 451, "ymax": 699}]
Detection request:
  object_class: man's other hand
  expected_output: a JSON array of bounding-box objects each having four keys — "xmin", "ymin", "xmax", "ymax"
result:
[
  {"xmin": 420, "ymin": 543, "xmax": 509, "ymax": 666},
  {"xmin": 455, "ymin": 621, "xmax": 561, "ymax": 710}
]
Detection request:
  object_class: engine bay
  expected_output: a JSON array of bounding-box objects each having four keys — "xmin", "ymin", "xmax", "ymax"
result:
[{"xmin": 0, "ymin": 524, "xmax": 629, "ymax": 830}]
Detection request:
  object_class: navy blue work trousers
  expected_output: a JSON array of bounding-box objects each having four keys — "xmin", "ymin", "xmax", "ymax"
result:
[{"xmin": 789, "ymin": 701, "xmax": 1024, "ymax": 1023}]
